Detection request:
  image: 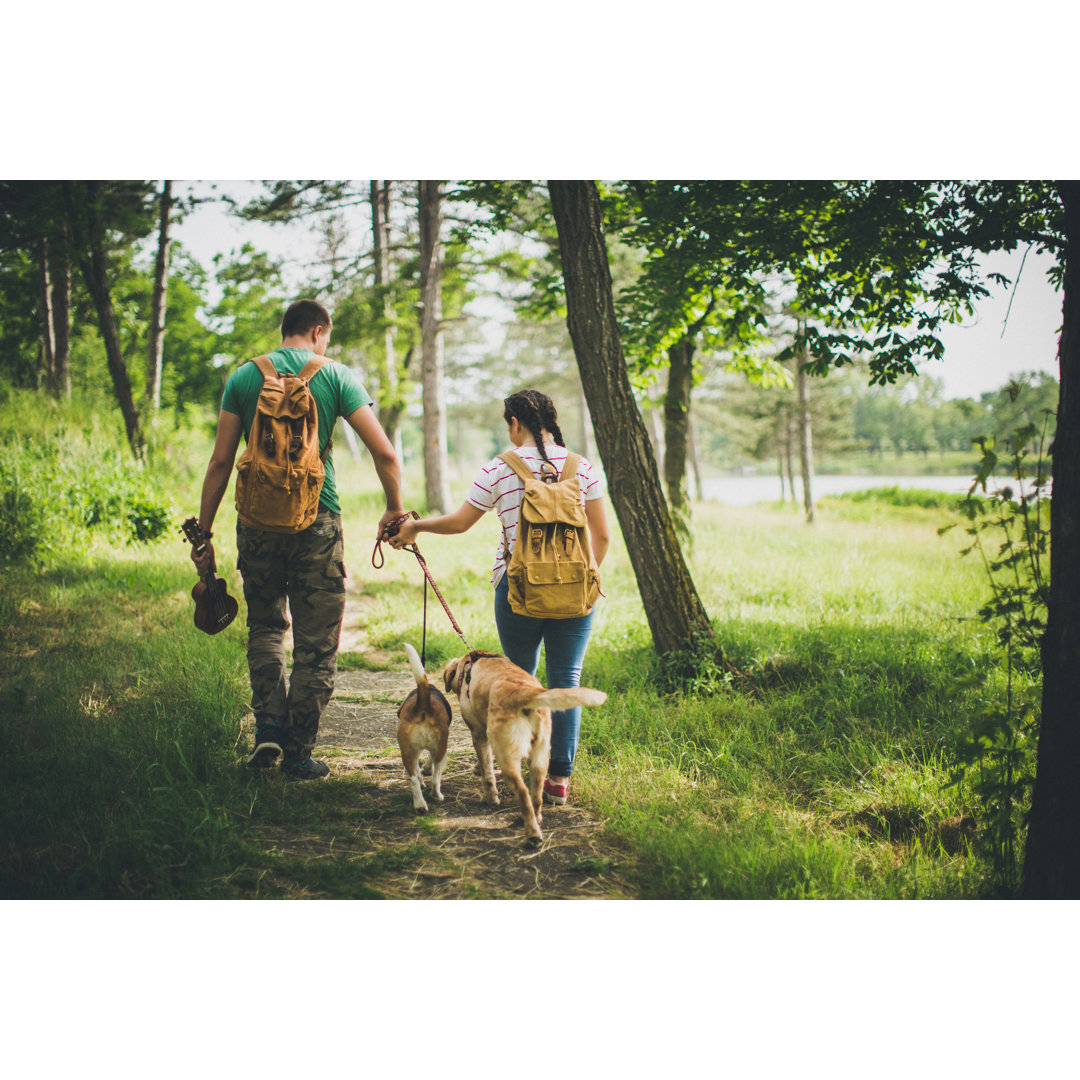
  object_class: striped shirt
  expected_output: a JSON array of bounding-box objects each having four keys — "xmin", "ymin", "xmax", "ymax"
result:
[{"xmin": 466, "ymin": 444, "xmax": 605, "ymax": 586}]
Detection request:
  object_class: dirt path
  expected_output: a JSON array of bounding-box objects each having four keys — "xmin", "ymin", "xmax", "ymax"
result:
[{"xmin": 244, "ymin": 587, "xmax": 638, "ymax": 900}]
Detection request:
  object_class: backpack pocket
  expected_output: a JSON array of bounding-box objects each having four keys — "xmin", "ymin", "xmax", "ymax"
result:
[
  {"xmin": 236, "ymin": 459, "xmax": 323, "ymax": 533},
  {"xmin": 516, "ymin": 561, "xmax": 588, "ymax": 617}
]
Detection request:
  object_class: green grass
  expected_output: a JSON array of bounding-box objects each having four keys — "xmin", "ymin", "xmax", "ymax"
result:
[{"xmin": 1, "ymin": 404, "xmax": 1018, "ymax": 899}]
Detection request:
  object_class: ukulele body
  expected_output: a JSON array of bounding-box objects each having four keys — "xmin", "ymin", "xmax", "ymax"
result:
[
  {"xmin": 181, "ymin": 517, "xmax": 239, "ymax": 635},
  {"xmin": 190, "ymin": 576, "xmax": 239, "ymax": 634}
]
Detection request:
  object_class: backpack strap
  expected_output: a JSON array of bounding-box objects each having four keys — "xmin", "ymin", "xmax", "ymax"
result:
[
  {"xmin": 297, "ymin": 357, "xmax": 327, "ymax": 383},
  {"xmin": 252, "ymin": 354, "xmax": 278, "ymax": 379},
  {"xmin": 498, "ymin": 452, "xmax": 537, "ymax": 483},
  {"xmin": 295, "ymin": 358, "xmax": 332, "ymax": 462},
  {"xmin": 498, "ymin": 450, "xmax": 571, "ymax": 483}
]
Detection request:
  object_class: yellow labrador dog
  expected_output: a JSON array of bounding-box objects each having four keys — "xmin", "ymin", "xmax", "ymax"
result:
[{"xmin": 442, "ymin": 650, "xmax": 607, "ymax": 847}]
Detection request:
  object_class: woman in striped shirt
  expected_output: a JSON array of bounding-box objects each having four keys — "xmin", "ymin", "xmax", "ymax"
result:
[{"xmin": 390, "ymin": 389, "xmax": 610, "ymax": 806}]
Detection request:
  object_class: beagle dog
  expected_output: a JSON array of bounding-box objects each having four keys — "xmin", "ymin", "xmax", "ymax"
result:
[{"xmin": 397, "ymin": 643, "xmax": 453, "ymax": 813}]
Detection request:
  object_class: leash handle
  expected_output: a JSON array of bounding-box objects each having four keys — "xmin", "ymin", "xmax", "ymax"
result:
[
  {"xmin": 372, "ymin": 510, "xmax": 419, "ymax": 569},
  {"xmin": 371, "ymin": 509, "xmax": 471, "ymax": 654}
]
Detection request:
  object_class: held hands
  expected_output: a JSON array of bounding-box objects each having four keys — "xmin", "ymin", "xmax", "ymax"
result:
[{"xmin": 377, "ymin": 509, "xmax": 408, "ymax": 545}]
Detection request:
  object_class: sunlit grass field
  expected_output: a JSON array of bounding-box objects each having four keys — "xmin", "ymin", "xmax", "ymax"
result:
[{"xmin": 1, "ymin": 407, "xmax": 1009, "ymax": 899}]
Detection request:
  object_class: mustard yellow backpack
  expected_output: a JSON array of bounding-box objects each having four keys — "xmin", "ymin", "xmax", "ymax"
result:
[
  {"xmin": 234, "ymin": 355, "xmax": 331, "ymax": 533},
  {"xmin": 498, "ymin": 451, "xmax": 602, "ymax": 619}
]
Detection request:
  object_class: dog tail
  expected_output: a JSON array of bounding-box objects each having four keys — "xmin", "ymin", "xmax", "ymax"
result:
[
  {"xmin": 532, "ymin": 687, "xmax": 607, "ymax": 711},
  {"xmin": 404, "ymin": 643, "xmax": 431, "ymax": 713}
]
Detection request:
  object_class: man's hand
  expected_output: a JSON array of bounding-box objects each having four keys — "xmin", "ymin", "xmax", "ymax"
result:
[
  {"xmin": 190, "ymin": 539, "xmax": 215, "ymax": 577},
  {"xmin": 389, "ymin": 519, "xmax": 420, "ymax": 549},
  {"xmin": 377, "ymin": 509, "xmax": 407, "ymax": 543}
]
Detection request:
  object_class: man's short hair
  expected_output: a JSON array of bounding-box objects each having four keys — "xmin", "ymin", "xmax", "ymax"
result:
[{"xmin": 281, "ymin": 299, "xmax": 332, "ymax": 338}]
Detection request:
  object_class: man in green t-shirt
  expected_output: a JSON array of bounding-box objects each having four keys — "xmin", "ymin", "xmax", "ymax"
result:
[{"xmin": 190, "ymin": 299, "xmax": 403, "ymax": 779}]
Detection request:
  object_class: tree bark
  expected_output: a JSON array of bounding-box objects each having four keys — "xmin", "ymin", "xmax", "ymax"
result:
[
  {"xmin": 785, "ymin": 411, "xmax": 797, "ymax": 501},
  {"xmin": 370, "ymin": 181, "xmax": 401, "ymax": 446},
  {"xmin": 51, "ymin": 228, "xmax": 71, "ymax": 399},
  {"xmin": 63, "ymin": 181, "xmax": 145, "ymax": 459},
  {"xmin": 664, "ymin": 334, "xmax": 695, "ymax": 512},
  {"xmin": 38, "ymin": 236, "xmax": 57, "ymax": 396},
  {"xmin": 776, "ymin": 415, "xmax": 786, "ymax": 501},
  {"xmin": 578, "ymin": 386, "xmax": 596, "ymax": 461},
  {"xmin": 688, "ymin": 412, "xmax": 704, "ymax": 502},
  {"xmin": 648, "ymin": 386, "xmax": 665, "ymax": 480},
  {"xmin": 797, "ymin": 335, "xmax": 816, "ymax": 524},
  {"xmin": 1023, "ymin": 181, "xmax": 1080, "ymax": 898},
  {"xmin": 548, "ymin": 180, "xmax": 712, "ymax": 655},
  {"xmin": 418, "ymin": 180, "xmax": 450, "ymax": 514},
  {"xmin": 145, "ymin": 180, "xmax": 172, "ymax": 412}
]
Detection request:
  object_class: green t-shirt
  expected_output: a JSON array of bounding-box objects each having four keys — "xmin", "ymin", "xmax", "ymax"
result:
[{"xmin": 221, "ymin": 348, "xmax": 374, "ymax": 515}]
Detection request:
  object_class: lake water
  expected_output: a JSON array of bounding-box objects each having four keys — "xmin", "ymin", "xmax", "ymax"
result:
[{"xmin": 699, "ymin": 473, "xmax": 1016, "ymax": 507}]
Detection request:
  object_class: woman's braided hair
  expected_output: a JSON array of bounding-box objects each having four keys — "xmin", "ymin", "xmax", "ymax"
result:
[{"xmin": 503, "ymin": 389, "xmax": 566, "ymax": 465}]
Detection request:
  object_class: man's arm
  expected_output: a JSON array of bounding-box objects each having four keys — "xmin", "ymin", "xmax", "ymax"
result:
[
  {"xmin": 344, "ymin": 404, "xmax": 404, "ymax": 538},
  {"xmin": 190, "ymin": 409, "xmax": 243, "ymax": 574}
]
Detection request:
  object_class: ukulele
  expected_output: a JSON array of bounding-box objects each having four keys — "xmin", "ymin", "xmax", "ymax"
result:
[{"xmin": 181, "ymin": 517, "xmax": 239, "ymax": 635}]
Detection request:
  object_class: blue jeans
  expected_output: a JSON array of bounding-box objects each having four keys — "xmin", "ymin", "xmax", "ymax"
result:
[{"xmin": 493, "ymin": 573, "xmax": 595, "ymax": 778}]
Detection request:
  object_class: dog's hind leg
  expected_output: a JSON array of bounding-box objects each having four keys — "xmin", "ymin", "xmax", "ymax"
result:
[
  {"xmin": 500, "ymin": 757, "xmax": 543, "ymax": 847},
  {"xmin": 472, "ymin": 735, "xmax": 500, "ymax": 805},
  {"xmin": 431, "ymin": 751, "xmax": 447, "ymax": 803},
  {"xmin": 527, "ymin": 726, "xmax": 551, "ymax": 823},
  {"xmin": 401, "ymin": 746, "xmax": 429, "ymax": 813}
]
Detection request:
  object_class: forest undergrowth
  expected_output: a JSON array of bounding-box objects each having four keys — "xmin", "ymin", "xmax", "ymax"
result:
[{"xmin": 1, "ymin": 401, "xmax": 1025, "ymax": 899}]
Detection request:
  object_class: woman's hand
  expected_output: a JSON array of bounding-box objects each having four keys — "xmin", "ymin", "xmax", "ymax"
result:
[
  {"xmin": 390, "ymin": 519, "xmax": 421, "ymax": 548},
  {"xmin": 377, "ymin": 508, "xmax": 406, "ymax": 543}
]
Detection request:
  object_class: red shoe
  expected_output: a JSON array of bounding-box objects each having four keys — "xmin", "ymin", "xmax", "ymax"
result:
[{"xmin": 543, "ymin": 778, "xmax": 568, "ymax": 805}]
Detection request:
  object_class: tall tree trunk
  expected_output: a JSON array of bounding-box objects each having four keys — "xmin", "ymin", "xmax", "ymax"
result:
[
  {"xmin": 63, "ymin": 181, "xmax": 145, "ymax": 459},
  {"xmin": 664, "ymin": 334, "xmax": 695, "ymax": 512},
  {"xmin": 776, "ymin": 413, "xmax": 787, "ymax": 501},
  {"xmin": 797, "ymin": 335, "xmax": 816, "ymax": 524},
  {"xmin": 578, "ymin": 386, "xmax": 595, "ymax": 461},
  {"xmin": 51, "ymin": 228, "xmax": 71, "ymax": 399},
  {"xmin": 548, "ymin": 180, "xmax": 712, "ymax": 655},
  {"xmin": 370, "ymin": 181, "xmax": 400, "ymax": 445},
  {"xmin": 648, "ymin": 390, "xmax": 665, "ymax": 480},
  {"xmin": 145, "ymin": 180, "xmax": 172, "ymax": 413},
  {"xmin": 688, "ymin": 411, "xmax": 704, "ymax": 502},
  {"xmin": 418, "ymin": 180, "xmax": 450, "ymax": 514},
  {"xmin": 785, "ymin": 411, "xmax": 797, "ymax": 501},
  {"xmin": 38, "ymin": 236, "xmax": 57, "ymax": 397},
  {"xmin": 1023, "ymin": 181, "xmax": 1080, "ymax": 898}
]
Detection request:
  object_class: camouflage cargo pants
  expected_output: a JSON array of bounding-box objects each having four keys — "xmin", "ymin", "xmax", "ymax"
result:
[{"xmin": 236, "ymin": 509, "xmax": 346, "ymax": 758}]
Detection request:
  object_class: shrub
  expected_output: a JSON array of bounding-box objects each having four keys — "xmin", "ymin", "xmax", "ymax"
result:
[
  {"xmin": 0, "ymin": 421, "xmax": 176, "ymax": 564},
  {"xmin": 826, "ymin": 485, "xmax": 974, "ymax": 511},
  {"xmin": 0, "ymin": 460, "xmax": 52, "ymax": 564}
]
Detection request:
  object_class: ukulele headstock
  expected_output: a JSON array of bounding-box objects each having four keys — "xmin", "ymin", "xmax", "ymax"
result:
[{"xmin": 181, "ymin": 517, "xmax": 208, "ymax": 549}]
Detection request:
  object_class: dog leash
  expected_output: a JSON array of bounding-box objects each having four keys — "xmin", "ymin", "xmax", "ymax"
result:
[{"xmin": 372, "ymin": 511, "xmax": 472, "ymax": 664}]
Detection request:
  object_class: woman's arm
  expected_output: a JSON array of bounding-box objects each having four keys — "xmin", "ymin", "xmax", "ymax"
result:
[
  {"xmin": 585, "ymin": 497, "xmax": 610, "ymax": 567},
  {"xmin": 390, "ymin": 502, "xmax": 485, "ymax": 548}
]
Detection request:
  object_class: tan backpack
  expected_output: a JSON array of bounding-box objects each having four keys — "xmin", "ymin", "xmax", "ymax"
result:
[
  {"xmin": 234, "ymin": 355, "xmax": 332, "ymax": 533},
  {"xmin": 498, "ymin": 451, "xmax": 602, "ymax": 619}
]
